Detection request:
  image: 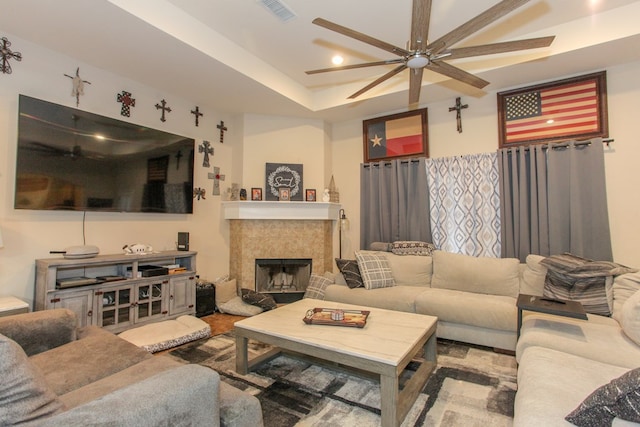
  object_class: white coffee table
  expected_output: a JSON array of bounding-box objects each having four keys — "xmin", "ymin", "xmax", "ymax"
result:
[{"xmin": 234, "ymin": 298, "xmax": 437, "ymax": 427}]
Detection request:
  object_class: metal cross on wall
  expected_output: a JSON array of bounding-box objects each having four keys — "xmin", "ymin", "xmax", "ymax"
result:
[
  {"xmin": 208, "ymin": 166, "xmax": 225, "ymax": 196},
  {"xmin": 191, "ymin": 106, "xmax": 203, "ymax": 127},
  {"xmin": 155, "ymin": 99, "xmax": 172, "ymax": 122},
  {"xmin": 217, "ymin": 121, "xmax": 228, "ymax": 143},
  {"xmin": 0, "ymin": 37, "xmax": 22, "ymax": 74},
  {"xmin": 199, "ymin": 140, "xmax": 214, "ymax": 168},
  {"xmin": 448, "ymin": 97, "xmax": 468, "ymax": 133},
  {"xmin": 117, "ymin": 91, "xmax": 135, "ymax": 117}
]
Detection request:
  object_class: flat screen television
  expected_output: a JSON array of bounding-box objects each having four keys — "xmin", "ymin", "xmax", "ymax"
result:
[{"xmin": 15, "ymin": 95, "xmax": 195, "ymax": 213}]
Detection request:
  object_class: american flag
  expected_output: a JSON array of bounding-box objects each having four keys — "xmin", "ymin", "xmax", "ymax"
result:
[{"xmin": 504, "ymin": 79, "xmax": 600, "ymax": 144}]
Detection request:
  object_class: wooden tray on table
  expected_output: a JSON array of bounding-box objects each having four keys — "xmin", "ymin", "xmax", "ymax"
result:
[{"xmin": 303, "ymin": 308, "xmax": 370, "ymax": 328}]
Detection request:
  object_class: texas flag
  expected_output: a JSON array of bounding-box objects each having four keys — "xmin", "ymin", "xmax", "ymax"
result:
[{"xmin": 366, "ymin": 115, "xmax": 423, "ymax": 160}]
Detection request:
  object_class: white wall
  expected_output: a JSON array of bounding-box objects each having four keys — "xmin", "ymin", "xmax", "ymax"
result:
[
  {"xmin": 332, "ymin": 61, "xmax": 640, "ymax": 267},
  {"xmin": 0, "ymin": 31, "xmax": 236, "ymax": 305}
]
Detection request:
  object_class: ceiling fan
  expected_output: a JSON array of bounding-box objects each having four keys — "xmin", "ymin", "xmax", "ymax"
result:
[{"xmin": 306, "ymin": 0, "xmax": 555, "ymax": 104}]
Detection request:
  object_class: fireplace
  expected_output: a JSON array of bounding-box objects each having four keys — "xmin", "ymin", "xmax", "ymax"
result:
[{"xmin": 255, "ymin": 258, "xmax": 311, "ymax": 303}]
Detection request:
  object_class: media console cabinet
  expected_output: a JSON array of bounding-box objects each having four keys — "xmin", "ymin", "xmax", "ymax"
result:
[{"xmin": 34, "ymin": 251, "xmax": 197, "ymax": 333}]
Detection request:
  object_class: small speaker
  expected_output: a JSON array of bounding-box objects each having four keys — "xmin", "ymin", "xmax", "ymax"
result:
[{"xmin": 177, "ymin": 232, "xmax": 189, "ymax": 251}]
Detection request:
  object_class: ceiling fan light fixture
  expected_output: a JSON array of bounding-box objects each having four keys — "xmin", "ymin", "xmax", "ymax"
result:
[{"xmin": 407, "ymin": 54, "xmax": 429, "ymax": 69}]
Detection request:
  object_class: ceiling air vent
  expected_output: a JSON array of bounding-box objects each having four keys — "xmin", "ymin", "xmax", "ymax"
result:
[{"xmin": 259, "ymin": 0, "xmax": 296, "ymax": 22}]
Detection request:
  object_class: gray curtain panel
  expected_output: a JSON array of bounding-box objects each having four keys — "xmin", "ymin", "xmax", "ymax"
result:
[
  {"xmin": 498, "ymin": 144, "xmax": 549, "ymax": 261},
  {"xmin": 360, "ymin": 158, "xmax": 431, "ymax": 250},
  {"xmin": 499, "ymin": 138, "xmax": 612, "ymax": 262},
  {"xmin": 547, "ymin": 139, "xmax": 613, "ymax": 261}
]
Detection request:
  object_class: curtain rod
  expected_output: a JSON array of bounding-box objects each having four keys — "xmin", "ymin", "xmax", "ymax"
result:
[
  {"xmin": 506, "ymin": 138, "xmax": 614, "ymax": 152},
  {"xmin": 363, "ymin": 158, "xmax": 422, "ymax": 168}
]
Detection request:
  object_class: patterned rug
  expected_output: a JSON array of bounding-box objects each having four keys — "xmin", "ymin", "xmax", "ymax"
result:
[{"xmin": 168, "ymin": 333, "xmax": 517, "ymax": 427}]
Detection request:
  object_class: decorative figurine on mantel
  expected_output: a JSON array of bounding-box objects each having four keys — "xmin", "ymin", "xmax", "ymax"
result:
[
  {"xmin": 322, "ymin": 188, "xmax": 330, "ymax": 202},
  {"xmin": 328, "ymin": 175, "xmax": 339, "ymax": 203}
]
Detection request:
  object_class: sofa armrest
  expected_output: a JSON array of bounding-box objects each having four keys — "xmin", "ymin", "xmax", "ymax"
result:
[
  {"xmin": 29, "ymin": 365, "xmax": 221, "ymax": 427},
  {"xmin": 0, "ymin": 309, "xmax": 77, "ymax": 356}
]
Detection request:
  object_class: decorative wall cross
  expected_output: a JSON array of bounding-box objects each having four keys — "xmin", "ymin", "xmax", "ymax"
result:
[
  {"xmin": 1, "ymin": 37, "xmax": 22, "ymax": 74},
  {"xmin": 191, "ymin": 106, "xmax": 203, "ymax": 127},
  {"xmin": 217, "ymin": 121, "xmax": 228, "ymax": 143},
  {"xmin": 198, "ymin": 140, "xmax": 214, "ymax": 167},
  {"xmin": 64, "ymin": 67, "xmax": 91, "ymax": 107},
  {"xmin": 208, "ymin": 166, "xmax": 226, "ymax": 196},
  {"xmin": 448, "ymin": 97, "xmax": 468, "ymax": 133},
  {"xmin": 193, "ymin": 187, "xmax": 206, "ymax": 200},
  {"xmin": 155, "ymin": 99, "xmax": 172, "ymax": 122},
  {"xmin": 117, "ymin": 91, "xmax": 135, "ymax": 117}
]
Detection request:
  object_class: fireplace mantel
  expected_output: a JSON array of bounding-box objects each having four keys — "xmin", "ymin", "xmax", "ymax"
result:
[{"xmin": 223, "ymin": 201, "xmax": 340, "ymax": 220}]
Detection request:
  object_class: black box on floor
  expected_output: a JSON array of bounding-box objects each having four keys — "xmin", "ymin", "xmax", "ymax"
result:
[{"xmin": 196, "ymin": 287, "xmax": 216, "ymax": 318}]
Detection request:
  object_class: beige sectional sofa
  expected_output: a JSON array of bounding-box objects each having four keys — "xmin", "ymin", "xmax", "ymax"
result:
[
  {"xmin": 323, "ymin": 249, "xmax": 547, "ymax": 351},
  {"xmin": 321, "ymin": 249, "xmax": 640, "ymax": 425}
]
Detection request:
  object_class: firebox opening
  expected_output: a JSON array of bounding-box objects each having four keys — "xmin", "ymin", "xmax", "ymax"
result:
[{"xmin": 255, "ymin": 258, "xmax": 311, "ymax": 303}]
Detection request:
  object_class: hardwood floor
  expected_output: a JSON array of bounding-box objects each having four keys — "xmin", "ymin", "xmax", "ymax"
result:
[{"xmin": 199, "ymin": 312, "xmax": 247, "ymax": 336}]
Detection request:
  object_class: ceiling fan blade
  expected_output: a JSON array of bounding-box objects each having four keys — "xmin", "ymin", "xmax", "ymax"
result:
[
  {"xmin": 427, "ymin": 61, "xmax": 489, "ymax": 89},
  {"xmin": 410, "ymin": 0, "xmax": 432, "ymax": 51},
  {"xmin": 427, "ymin": 0, "xmax": 531, "ymax": 54},
  {"xmin": 409, "ymin": 68, "xmax": 424, "ymax": 104},
  {"xmin": 348, "ymin": 64, "xmax": 407, "ymax": 99},
  {"xmin": 312, "ymin": 18, "xmax": 410, "ymax": 57},
  {"xmin": 306, "ymin": 59, "xmax": 404, "ymax": 75},
  {"xmin": 443, "ymin": 36, "xmax": 555, "ymax": 59}
]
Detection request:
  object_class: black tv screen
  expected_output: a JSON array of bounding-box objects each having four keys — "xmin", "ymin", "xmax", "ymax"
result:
[{"xmin": 15, "ymin": 95, "xmax": 194, "ymax": 213}]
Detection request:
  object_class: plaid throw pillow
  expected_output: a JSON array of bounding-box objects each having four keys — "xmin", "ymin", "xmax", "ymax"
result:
[
  {"xmin": 303, "ymin": 274, "xmax": 333, "ymax": 300},
  {"xmin": 355, "ymin": 251, "xmax": 395, "ymax": 290},
  {"xmin": 391, "ymin": 241, "xmax": 436, "ymax": 256},
  {"xmin": 335, "ymin": 259, "xmax": 364, "ymax": 289}
]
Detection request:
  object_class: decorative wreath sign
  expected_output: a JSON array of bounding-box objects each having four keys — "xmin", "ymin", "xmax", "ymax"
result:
[{"xmin": 265, "ymin": 163, "xmax": 303, "ymax": 201}]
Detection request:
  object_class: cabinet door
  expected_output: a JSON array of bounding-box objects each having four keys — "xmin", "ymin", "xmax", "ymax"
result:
[
  {"xmin": 49, "ymin": 290, "xmax": 93, "ymax": 328},
  {"xmin": 135, "ymin": 280, "xmax": 168, "ymax": 322},
  {"xmin": 96, "ymin": 285, "xmax": 134, "ymax": 331},
  {"xmin": 169, "ymin": 275, "xmax": 195, "ymax": 315}
]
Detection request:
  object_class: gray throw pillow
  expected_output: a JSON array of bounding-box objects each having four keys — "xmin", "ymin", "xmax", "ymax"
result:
[
  {"xmin": 565, "ymin": 367, "xmax": 640, "ymax": 426},
  {"xmin": 0, "ymin": 334, "xmax": 65, "ymax": 424},
  {"xmin": 335, "ymin": 258, "xmax": 364, "ymax": 289},
  {"xmin": 355, "ymin": 251, "xmax": 395, "ymax": 290},
  {"xmin": 241, "ymin": 289, "xmax": 277, "ymax": 310}
]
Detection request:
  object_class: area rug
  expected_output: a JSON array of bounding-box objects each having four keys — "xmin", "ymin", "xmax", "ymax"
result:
[{"xmin": 168, "ymin": 333, "xmax": 517, "ymax": 427}]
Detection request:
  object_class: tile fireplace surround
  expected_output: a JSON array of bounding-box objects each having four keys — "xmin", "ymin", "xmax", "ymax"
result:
[{"xmin": 223, "ymin": 201, "xmax": 340, "ymax": 291}]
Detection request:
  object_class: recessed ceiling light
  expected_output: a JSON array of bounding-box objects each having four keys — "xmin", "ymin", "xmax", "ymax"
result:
[{"xmin": 332, "ymin": 55, "xmax": 344, "ymax": 65}]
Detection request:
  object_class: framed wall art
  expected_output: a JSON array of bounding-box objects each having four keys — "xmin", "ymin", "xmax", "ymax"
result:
[
  {"xmin": 251, "ymin": 188, "xmax": 262, "ymax": 201},
  {"xmin": 362, "ymin": 108, "xmax": 428, "ymax": 163},
  {"xmin": 497, "ymin": 71, "xmax": 608, "ymax": 148},
  {"xmin": 265, "ymin": 163, "xmax": 303, "ymax": 201}
]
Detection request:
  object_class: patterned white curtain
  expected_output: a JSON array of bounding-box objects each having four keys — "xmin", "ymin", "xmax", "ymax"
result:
[{"xmin": 426, "ymin": 153, "xmax": 501, "ymax": 257}]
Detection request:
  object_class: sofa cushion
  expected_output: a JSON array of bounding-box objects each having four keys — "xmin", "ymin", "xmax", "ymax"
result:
[
  {"xmin": 241, "ymin": 289, "xmax": 277, "ymax": 310},
  {"xmin": 323, "ymin": 285, "xmax": 423, "ymax": 313},
  {"xmin": 516, "ymin": 313, "xmax": 640, "ymax": 369},
  {"xmin": 520, "ymin": 254, "xmax": 547, "ymax": 296},
  {"xmin": 355, "ymin": 251, "xmax": 395, "ymax": 290},
  {"xmin": 620, "ymin": 290, "xmax": 640, "ymax": 346},
  {"xmin": 218, "ymin": 296, "xmax": 264, "ymax": 316},
  {"xmin": 514, "ymin": 346, "xmax": 631, "ymax": 427},
  {"xmin": 0, "ymin": 334, "xmax": 65, "ymax": 424},
  {"xmin": 430, "ymin": 250, "xmax": 520, "ymax": 298},
  {"xmin": 565, "ymin": 366, "xmax": 640, "ymax": 426},
  {"xmin": 304, "ymin": 274, "xmax": 333, "ymax": 300},
  {"xmin": 390, "ymin": 241, "xmax": 436, "ymax": 256},
  {"xmin": 215, "ymin": 278, "xmax": 238, "ymax": 307},
  {"xmin": 335, "ymin": 259, "xmax": 364, "ymax": 289},
  {"xmin": 613, "ymin": 272, "xmax": 640, "ymax": 323},
  {"xmin": 414, "ymin": 288, "xmax": 517, "ymax": 332},
  {"xmin": 382, "ymin": 252, "xmax": 433, "ymax": 287}
]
